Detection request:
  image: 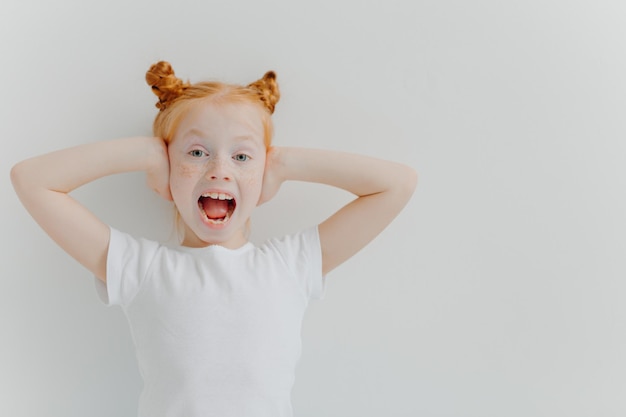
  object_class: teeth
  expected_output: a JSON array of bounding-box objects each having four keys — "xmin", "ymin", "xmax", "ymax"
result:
[
  {"xmin": 201, "ymin": 192, "xmax": 233, "ymax": 200},
  {"xmin": 209, "ymin": 212, "xmax": 230, "ymax": 224}
]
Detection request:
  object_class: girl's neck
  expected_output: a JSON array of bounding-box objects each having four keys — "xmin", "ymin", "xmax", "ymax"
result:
[{"xmin": 181, "ymin": 230, "xmax": 249, "ymax": 249}]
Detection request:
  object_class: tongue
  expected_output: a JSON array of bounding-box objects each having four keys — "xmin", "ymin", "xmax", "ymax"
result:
[{"xmin": 202, "ymin": 198, "xmax": 229, "ymax": 219}]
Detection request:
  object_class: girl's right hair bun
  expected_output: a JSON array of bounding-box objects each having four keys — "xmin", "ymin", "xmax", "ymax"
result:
[{"xmin": 146, "ymin": 61, "xmax": 189, "ymax": 111}]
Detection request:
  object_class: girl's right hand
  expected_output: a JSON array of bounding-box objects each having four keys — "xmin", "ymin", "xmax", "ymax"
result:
[{"xmin": 146, "ymin": 137, "xmax": 173, "ymax": 201}]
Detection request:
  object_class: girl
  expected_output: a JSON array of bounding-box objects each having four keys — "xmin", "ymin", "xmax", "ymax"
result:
[{"xmin": 11, "ymin": 61, "xmax": 417, "ymax": 417}]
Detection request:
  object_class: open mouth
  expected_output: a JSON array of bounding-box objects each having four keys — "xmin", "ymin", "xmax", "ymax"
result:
[{"xmin": 198, "ymin": 192, "xmax": 236, "ymax": 225}]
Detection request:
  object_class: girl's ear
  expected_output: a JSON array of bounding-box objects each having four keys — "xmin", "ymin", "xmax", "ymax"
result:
[{"xmin": 248, "ymin": 71, "xmax": 280, "ymax": 114}]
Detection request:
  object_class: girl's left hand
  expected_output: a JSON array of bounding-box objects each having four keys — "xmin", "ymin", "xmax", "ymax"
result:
[
  {"xmin": 146, "ymin": 137, "xmax": 173, "ymax": 201},
  {"xmin": 257, "ymin": 146, "xmax": 283, "ymax": 205}
]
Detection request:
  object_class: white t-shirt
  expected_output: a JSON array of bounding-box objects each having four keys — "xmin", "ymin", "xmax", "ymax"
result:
[{"xmin": 95, "ymin": 226, "xmax": 325, "ymax": 417}]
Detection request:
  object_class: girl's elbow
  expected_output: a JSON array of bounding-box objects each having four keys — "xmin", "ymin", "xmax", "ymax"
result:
[
  {"xmin": 399, "ymin": 165, "xmax": 418, "ymax": 196},
  {"xmin": 10, "ymin": 159, "xmax": 41, "ymax": 197},
  {"xmin": 10, "ymin": 161, "xmax": 28, "ymax": 192},
  {"xmin": 408, "ymin": 166, "xmax": 418, "ymax": 189},
  {"xmin": 385, "ymin": 165, "xmax": 417, "ymax": 205}
]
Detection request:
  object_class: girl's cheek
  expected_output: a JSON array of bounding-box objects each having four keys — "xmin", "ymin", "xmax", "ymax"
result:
[
  {"xmin": 174, "ymin": 162, "xmax": 201, "ymax": 179},
  {"xmin": 240, "ymin": 165, "xmax": 264, "ymax": 187},
  {"xmin": 245, "ymin": 158, "xmax": 266, "ymax": 183},
  {"xmin": 170, "ymin": 163, "xmax": 201, "ymax": 199}
]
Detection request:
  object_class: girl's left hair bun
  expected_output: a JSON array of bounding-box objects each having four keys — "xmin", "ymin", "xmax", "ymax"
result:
[{"xmin": 248, "ymin": 71, "xmax": 280, "ymax": 114}]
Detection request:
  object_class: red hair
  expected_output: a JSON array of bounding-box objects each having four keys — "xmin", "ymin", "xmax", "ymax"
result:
[{"xmin": 146, "ymin": 61, "xmax": 280, "ymax": 148}]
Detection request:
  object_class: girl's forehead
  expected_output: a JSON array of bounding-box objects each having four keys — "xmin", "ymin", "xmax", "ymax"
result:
[{"xmin": 173, "ymin": 101, "xmax": 266, "ymax": 144}]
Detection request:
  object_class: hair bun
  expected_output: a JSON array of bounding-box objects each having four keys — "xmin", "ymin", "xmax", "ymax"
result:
[
  {"xmin": 146, "ymin": 61, "xmax": 189, "ymax": 111},
  {"xmin": 248, "ymin": 71, "xmax": 280, "ymax": 114}
]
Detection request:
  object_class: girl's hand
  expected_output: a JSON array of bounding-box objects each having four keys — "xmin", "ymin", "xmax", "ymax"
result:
[
  {"xmin": 258, "ymin": 146, "xmax": 284, "ymax": 205},
  {"xmin": 146, "ymin": 137, "xmax": 173, "ymax": 201}
]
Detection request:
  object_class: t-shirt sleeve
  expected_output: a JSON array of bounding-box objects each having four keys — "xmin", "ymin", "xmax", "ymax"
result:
[
  {"xmin": 270, "ymin": 226, "xmax": 326, "ymax": 300},
  {"xmin": 94, "ymin": 227, "xmax": 160, "ymax": 307}
]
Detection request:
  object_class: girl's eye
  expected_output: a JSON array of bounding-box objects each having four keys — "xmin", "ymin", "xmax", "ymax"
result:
[
  {"xmin": 234, "ymin": 154, "xmax": 249, "ymax": 162},
  {"xmin": 189, "ymin": 149, "xmax": 206, "ymax": 157}
]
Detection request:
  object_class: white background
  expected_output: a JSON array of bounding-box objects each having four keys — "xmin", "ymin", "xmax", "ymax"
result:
[{"xmin": 2, "ymin": 1, "xmax": 626, "ymax": 416}]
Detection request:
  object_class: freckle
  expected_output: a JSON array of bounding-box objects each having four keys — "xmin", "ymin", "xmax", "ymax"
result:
[
  {"xmin": 178, "ymin": 165, "xmax": 198, "ymax": 178},
  {"xmin": 242, "ymin": 172, "xmax": 262, "ymax": 186}
]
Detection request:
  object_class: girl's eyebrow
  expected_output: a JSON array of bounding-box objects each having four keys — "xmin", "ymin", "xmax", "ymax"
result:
[
  {"xmin": 183, "ymin": 128, "xmax": 205, "ymax": 139},
  {"xmin": 232, "ymin": 135, "xmax": 259, "ymax": 144},
  {"xmin": 177, "ymin": 129, "xmax": 263, "ymax": 148},
  {"xmin": 182, "ymin": 130, "xmax": 257, "ymax": 141}
]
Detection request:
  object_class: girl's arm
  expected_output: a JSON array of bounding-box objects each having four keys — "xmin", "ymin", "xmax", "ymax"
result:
[
  {"xmin": 261, "ymin": 147, "xmax": 417, "ymax": 275},
  {"xmin": 10, "ymin": 137, "xmax": 170, "ymax": 282}
]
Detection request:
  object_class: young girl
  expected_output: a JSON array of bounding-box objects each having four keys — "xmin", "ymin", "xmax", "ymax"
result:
[{"xmin": 11, "ymin": 61, "xmax": 417, "ymax": 417}]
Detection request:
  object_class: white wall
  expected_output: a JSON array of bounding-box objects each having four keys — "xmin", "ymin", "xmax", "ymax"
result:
[{"xmin": 2, "ymin": 0, "xmax": 626, "ymax": 416}]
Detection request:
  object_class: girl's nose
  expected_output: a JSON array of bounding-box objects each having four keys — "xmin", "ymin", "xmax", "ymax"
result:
[{"xmin": 206, "ymin": 157, "xmax": 231, "ymax": 181}]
